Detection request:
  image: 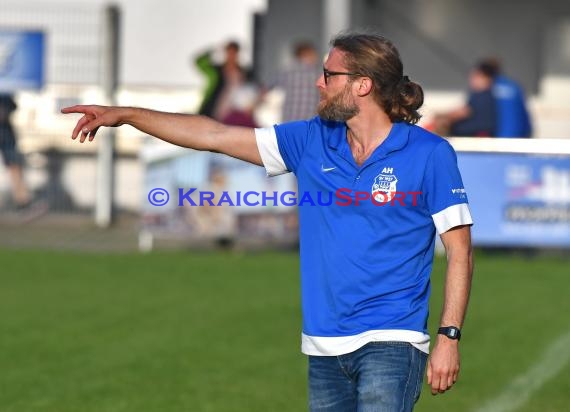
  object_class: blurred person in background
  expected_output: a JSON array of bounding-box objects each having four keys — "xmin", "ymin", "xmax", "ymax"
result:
[
  {"xmin": 194, "ymin": 40, "xmax": 253, "ymax": 122},
  {"xmin": 483, "ymin": 57, "xmax": 532, "ymax": 138},
  {"xmin": 220, "ymin": 82, "xmax": 260, "ymax": 128},
  {"xmin": 432, "ymin": 61, "xmax": 497, "ymax": 137},
  {"xmin": 0, "ymin": 93, "xmax": 30, "ymax": 208},
  {"xmin": 185, "ymin": 166, "xmax": 237, "ymax": 249},
  {"xmin": 271, "ymin": 41, "xmax": 321, "ymax": 122},
  {"xmin": 63, "ymin": 31, "xmax": 474, "ymax": 411}
]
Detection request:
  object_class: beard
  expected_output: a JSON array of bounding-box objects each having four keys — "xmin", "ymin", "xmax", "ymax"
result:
[{"xmin": 317, "ymin": 83, "xmax": 360, "ymax": 122}]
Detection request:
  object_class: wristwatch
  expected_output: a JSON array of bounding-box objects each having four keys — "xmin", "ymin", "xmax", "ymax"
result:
[{"xmin": 438, "ymin": 326, "xmax": 461, "ymax": 341}]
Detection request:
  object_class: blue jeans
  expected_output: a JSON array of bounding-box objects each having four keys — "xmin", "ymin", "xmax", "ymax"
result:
[{"xmin": 308, "ymin": 341, "xmax": 427, "ymax": 412}]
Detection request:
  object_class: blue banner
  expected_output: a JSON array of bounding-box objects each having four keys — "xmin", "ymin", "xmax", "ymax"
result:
[
  {"xmin": 0, "ymin": 30, "xmax": 45, "ymax": 91},
  {"xmin": 458, "ymin": 152, "xmax": 570, "ymax": 247}
]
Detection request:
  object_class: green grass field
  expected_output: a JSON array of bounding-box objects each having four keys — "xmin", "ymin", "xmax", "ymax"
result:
[{"xmin": 1, "ymin": 249, "xmax": 569, "ymax": 412}]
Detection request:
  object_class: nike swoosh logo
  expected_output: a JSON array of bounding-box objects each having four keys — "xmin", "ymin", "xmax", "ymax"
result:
[{"xmin": 321, "ymin": 165, "xmax": 336, "ymax": 172}]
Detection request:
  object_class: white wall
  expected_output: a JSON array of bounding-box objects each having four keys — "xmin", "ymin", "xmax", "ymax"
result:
[{"xmin": 3, "ymin": 0, "xmax": 267, "ymax": 87}]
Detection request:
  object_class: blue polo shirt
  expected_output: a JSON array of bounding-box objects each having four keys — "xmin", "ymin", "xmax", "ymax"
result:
[{"xmin": 255, "ymin": 117, "xmax": 473, "ymax": 356}]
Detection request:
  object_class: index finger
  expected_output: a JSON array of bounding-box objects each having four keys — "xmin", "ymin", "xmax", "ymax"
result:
[{"xmin": 61, "ymin": 105, "xmax": 89, "ymax": 114}]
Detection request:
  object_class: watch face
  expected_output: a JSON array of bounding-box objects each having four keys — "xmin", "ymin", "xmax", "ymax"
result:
[{"xmin": 439, "ymin": 327, "xmax": 461, "ymax": 340}]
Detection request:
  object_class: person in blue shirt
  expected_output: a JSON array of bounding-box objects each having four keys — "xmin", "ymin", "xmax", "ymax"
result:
[
  {"xmin": 434, "ymin": 62, "xmax": 497, "ymax": 137},
  {"xmin": 62, "ymin": 32, "xmax": 474, "ymax": 411},
  {"xmin": 483, "ymin": 57, "xmax": 533, "ymax": 138}
]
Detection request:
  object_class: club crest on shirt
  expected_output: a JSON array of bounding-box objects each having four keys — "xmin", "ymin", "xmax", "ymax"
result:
[{"xmin": 372, "ymin": 167, "xmax": 398, "ymax": 202}]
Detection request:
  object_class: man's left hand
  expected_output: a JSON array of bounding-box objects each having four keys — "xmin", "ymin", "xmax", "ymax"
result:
[{"xmin": 426, "ymin": 335, "xmax": 460, "ymax": 395}]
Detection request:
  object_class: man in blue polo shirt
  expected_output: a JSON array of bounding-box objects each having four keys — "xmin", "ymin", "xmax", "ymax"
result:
[{"xmin": 62, "ymin": 32, "xmax": 473, "ymax": 412}]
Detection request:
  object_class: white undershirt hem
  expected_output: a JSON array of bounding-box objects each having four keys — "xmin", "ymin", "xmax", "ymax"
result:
[{"xmin": 302, "ymin": 330, "xmax": 430, "ymax": 356}]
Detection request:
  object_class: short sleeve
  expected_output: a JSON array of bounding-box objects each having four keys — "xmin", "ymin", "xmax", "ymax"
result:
[
  {"xmin": 423, "ymin": 141, "xmax": 474, "ymax": 234},
  {"xmin": 255, "ymin": 127, "xmax": 288, "ymax": 176},
  {"xmin": 255, "ymin": 119, "xmax": 312, "ymax": 176}
]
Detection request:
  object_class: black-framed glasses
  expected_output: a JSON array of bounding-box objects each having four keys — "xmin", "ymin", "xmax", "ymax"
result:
[{"xmin": 323, "ymin": 68, "xmax": 362, "ymax": 84}]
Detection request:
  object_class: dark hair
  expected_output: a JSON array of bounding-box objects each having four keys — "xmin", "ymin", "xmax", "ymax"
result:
[
  {"xmin": 331, "ymin": 32, "xmax": 423, "ymax": 124},
  {"xmin": 476, "ymin": 59, "xmax": 499, "ymax": 78},
  {"xmin": 225, "ymin": 41, "xmax": 240, "ymax": 52}
]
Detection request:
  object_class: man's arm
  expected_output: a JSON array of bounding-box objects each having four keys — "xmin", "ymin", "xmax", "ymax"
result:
[
  {"xmin": 60, "ymin": 105, "xmax": 262, "ymax": 166},
  {"xmin": 446, "ymin": 105, "xmax": 471, "ymax": 123},
  {"xmin": 427, "ymin": 224, "xmax": 473, "ymax": 395}
]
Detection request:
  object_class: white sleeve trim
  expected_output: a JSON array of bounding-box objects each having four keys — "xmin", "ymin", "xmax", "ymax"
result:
[
  {"xmin": 254, "ymin": 127, "xmax": 289, "ymax": 176},
  {"xmin": 432, "ymin": 203, "xmax": 474, "ymax": 234}
]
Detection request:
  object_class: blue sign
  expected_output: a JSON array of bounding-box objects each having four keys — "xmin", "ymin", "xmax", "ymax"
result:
[
  {"xmin": 458, "ymin": 152, "xmax": 570, "ymax": 247},
  {"xmin": 0, "ymin": 30, "xmax": 45, "ymax": 91}
]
